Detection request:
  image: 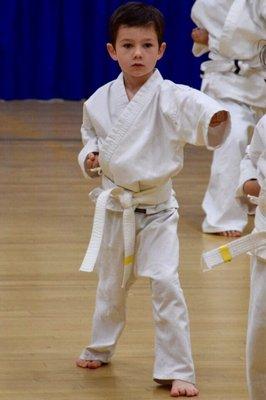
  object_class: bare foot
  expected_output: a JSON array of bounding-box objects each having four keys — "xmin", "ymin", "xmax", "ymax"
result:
[
  {"xmin": 171, "ymin": 380, "xmax": 199, "ymax": 397},
  {"xmin": 76, "ymin": 358, "xmax": 103, "ymax": 369},
  {"xmin": 215, "ymin": 230, "xmax": 241, "ymax": 237}
]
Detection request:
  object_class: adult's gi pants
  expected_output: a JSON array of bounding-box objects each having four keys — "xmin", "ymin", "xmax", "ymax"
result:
[{"xmin": 202, "ymin": 85, "xmax": 264, "ymax": 233}]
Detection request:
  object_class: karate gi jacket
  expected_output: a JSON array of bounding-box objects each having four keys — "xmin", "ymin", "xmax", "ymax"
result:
[
  {"xmin": 78, "ymin": 69, "xmax": 229, "ymax": 195},
  {"xmin": 78, "ymin": 69, "xmax": 230, "ymax": 277},
  {"xmin": 191, "ymin": 0, "xmax": 266, "ymax": 108}
]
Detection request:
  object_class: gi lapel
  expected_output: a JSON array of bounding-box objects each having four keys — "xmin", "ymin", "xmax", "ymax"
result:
[
  {"xmin": 219, "ymin": 0, "xmax": 246, "ymax": 56},
  {"xmin": 99, "ymin": 69, "xmax": 163, "ymax": 174}
]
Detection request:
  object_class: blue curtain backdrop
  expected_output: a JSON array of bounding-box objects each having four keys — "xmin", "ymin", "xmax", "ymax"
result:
[{"xmin": 0, "ymin": 0, "xmax": 204, "ymax": 100}]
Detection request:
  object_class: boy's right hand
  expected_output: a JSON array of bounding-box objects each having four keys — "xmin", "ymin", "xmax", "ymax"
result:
[
  {"xmin": 85, "ymin": 152, "xmax": 99, "ymax": 173},
  {"xmin": 191, "ymin": 28, "xmax": 209, "ymax": 45}
]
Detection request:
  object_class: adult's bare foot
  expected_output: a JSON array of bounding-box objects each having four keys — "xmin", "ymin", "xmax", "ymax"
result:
[
  {"xmin": 216, "ymin": 230, "xmax": 241, "ymax": 237},
  {"xmin": 76, "ymin": 359, "xmax": 103, "ymax": 369},
  {"xmin": 171, "ymin": 380, "xmax": 199, "ymax": 397}
]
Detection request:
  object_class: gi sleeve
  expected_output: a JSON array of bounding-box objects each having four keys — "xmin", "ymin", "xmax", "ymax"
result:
[
  {"xmin": 249, "ymin": 117, "xmax": 266, "ymax": 167},
  {"xmin": 78, "ymin": 102, "xmax": 99, "ymax": 179},
  {"xmin": 167, "ymin": 86, "xmax": 230, "ymax": 149},
  {"xmin": 235, "ymin": 146, "xmax": 258, "ymax": 203},
  {"xmin": 235, "ymin": 114, "xmax": 266, "ymax": 206},
  {"xmin": 191, "ymin": 1, "xmax": 210, "ymax": 56},
  {"xmin": 192, "ymin": 42, "xmax": 209, "ymax": 57}
]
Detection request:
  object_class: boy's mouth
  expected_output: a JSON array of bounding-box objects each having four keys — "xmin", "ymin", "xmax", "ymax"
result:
[{"xmin": 132, "ymin": 63, "xmax": 144, "ymax": 67}]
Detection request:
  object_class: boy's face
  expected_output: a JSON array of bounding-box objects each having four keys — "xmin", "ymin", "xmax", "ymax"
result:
[{"xmin": 107, "ymin": 25, "xmax": 166, "ymax": 80}]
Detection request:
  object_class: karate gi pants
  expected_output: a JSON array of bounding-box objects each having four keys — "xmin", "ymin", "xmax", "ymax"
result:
[
  {"xmin": 80, "ymin": 207, "xmax": 195, "ymax": 383},
  {"xmin": 247, "ymin": 255, "xmax": 266, "ymax": 400},
  {"xmin": 201, "ymin": 90, "xmax": 264, "ymax": 233}
]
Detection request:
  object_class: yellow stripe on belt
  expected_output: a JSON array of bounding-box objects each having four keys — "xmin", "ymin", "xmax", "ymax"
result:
[
  {"xmin": 124, "ymin": 255, "xmax": 134, "ymax": 266},
  {"xmin": 218, "ymin": 245, "xmax": 232, "ymax": 262}
]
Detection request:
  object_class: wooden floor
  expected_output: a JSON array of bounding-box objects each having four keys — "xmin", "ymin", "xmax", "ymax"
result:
[{"xmin": 0, "ymin": 101, "xmax": 254, "ymax": 399}]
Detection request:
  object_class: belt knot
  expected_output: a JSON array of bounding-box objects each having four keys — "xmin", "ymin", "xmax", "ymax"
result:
[{"xmin": 119, "ymin": 191, "xmax": 133, "ymax": 209}]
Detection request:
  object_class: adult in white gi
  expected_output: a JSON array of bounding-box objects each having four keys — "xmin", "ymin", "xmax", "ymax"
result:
[
  {"xmin": 191, "ymin": 0, "xmax": 266, "ymax": 236},
  {"xmin": 236, "ymin": 115, "xmax": 266, "ymax": 400},
  {"xmin": 203, "ymin": 116, "xmax": 266, "ymax": 399}
]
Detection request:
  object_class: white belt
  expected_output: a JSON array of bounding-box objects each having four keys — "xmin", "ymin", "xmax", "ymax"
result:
[
  {"xmin": 202, "ymin": 186, "xmax": 266, "ymax": 270},
  {"xmin": 80, "ymin": 178, "xmax": 172, "ymax": 288},
  {"xmin": 202, "ymin": 231, "xmax": 266, "ymax": 271}
]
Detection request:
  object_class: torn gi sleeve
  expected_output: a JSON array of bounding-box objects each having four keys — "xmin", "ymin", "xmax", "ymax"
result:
[
  {"xmin": 169, "ymin": 86, "xmax": 230, "ymax": 149},
  {"xmin": 192, "ymin": 41, "xmax": 209, "ymax": 57}
]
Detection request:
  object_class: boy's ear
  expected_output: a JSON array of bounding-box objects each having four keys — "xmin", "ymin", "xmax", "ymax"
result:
[
  {"xmin": 107, "ymin": 43, "xmax": 118, "ymax": 61},
  {"xmin": 157, "ymin": 42, "xmax": 166, "ymax": 60}
]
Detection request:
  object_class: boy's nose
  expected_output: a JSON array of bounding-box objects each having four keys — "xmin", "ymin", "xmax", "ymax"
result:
[{"xmin": 133, "ymin": 47, "xmax": 142, "ymax": 58}]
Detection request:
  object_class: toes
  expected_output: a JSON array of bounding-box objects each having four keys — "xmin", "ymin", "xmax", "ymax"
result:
[
  {"xmin": 76, "ymin": 359, "xmax": 89, "ymax": 368},
  {"xmin": 217, "ymin": 230, "xmax": 242, "ymax": 237},
  {"xmin": 227, "ymin": 230, "xmax": 241, "ymax": 237},
  {"xmin": 75, "ymin": 359, "xmax": 102, "ymax": 369},
  {"xmin": 171, "ymin": 381, "xmax": 199, "ymax": 397},
  {"xmin": 88, "ymin": 360, "xmax": 102, "ymax": 369},
  {"xmin": 170, "ymin": 388, "xmax": 180, "ymax": 397},
  {"xmin": 217, "ymin": 231, "xmax": 228, "ymax": 237},
  {"xmin": 186, "ymin": 387, "xmax": 199, "ymax": 397},
  {"xmin": 170, "ymin": 384, "xmax": 185, "ymax": 397}
]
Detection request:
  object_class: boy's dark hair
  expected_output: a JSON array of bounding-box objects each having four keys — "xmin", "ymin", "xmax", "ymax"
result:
[{"xmin": 109, "ymin": 2, "xmax": 165, "ymax": 46}]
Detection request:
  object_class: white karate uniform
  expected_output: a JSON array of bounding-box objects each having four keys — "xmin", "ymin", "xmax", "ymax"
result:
[
  {"xmin": 191, "ymin": 0, "xmax": 266, "ymax": 233},
  {"xmin": 236, "ymin": 115, "xmax": 266, "ymax": 400},
  {"xmin": 78, "ymin": 69, "xmax": 230, "ymax": 383}
]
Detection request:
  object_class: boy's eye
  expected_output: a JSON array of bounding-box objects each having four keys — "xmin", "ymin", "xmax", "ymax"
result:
[
  {"xmin": 123, "ymin": 43, "xmax": 132, "ymax": 49},
  {"xmin": 143, "ymin": 43, "xmax": 153, "ymax": 48}
]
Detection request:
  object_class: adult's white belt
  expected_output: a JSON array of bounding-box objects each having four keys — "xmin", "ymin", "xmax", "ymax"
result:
[
  {"xmin": 202, "ymin": 231, "xmax": 266, "ymax": 271},
  {"xmin": 80, "ymin": 177, "xmax": 172, "ymax": 288}
]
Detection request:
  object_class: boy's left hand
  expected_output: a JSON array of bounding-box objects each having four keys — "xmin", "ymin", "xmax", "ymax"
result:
[{"xmin": 209, "ymin": 111, "xmax": 228, "ymax": 127}]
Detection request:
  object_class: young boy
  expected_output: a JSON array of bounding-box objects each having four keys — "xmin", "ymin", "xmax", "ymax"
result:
[
  {"xmin": 76, "ymin": 2, "xmax": 230, "ymax": 397},
  {"xmin": 203, "ymin": 115, "xmax": 266, "ymax": 400},
  {"xmin": 191, "ymin": 0, "xmax": 266, "ymax": 237}
]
